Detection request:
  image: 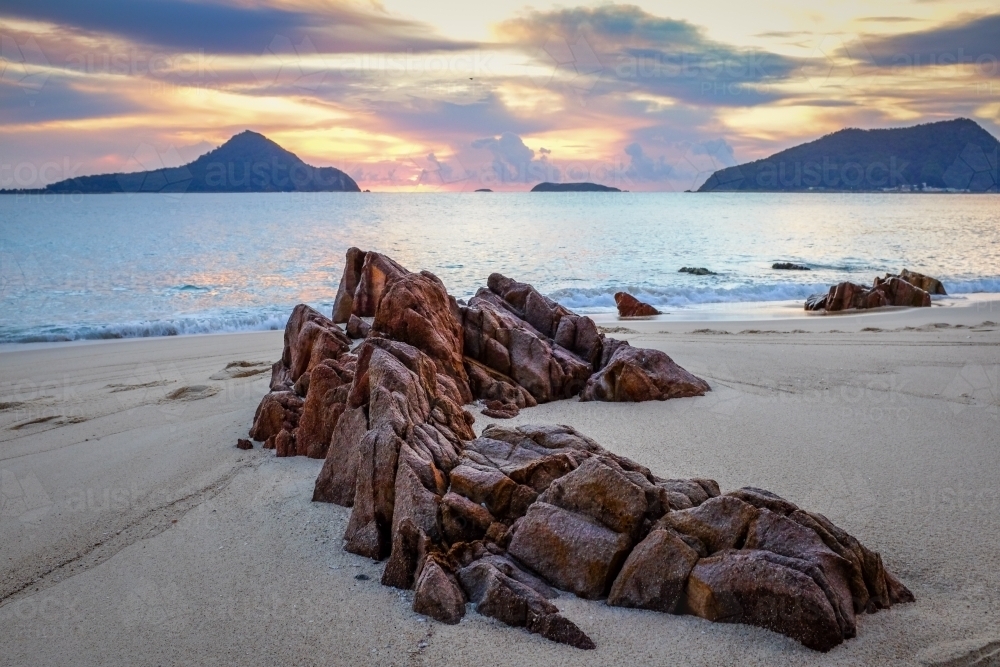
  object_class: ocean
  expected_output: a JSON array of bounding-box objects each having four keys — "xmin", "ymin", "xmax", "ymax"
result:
[{"xmin": 1, "ymin": 192, "xmax": 998, "ymax": 343}]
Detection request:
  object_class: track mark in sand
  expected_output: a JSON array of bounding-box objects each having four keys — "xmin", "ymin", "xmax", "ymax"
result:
[
  {"xmin": 209, "ymin": 360, "xmax": 271, "ymax": 381},
  {"xmin": 0, "ymin": 401, "xmax": 26, "ymax": 411},
  {"xmin": 0, "ymin": 457, "xmax": 262, "ymax": 608},
  {"xmin": 10, "ymin": 415, "xmax": 89, "ymax": 430},
  {"xmin": 597, "ymin": 326, "xmax": 637, "ymax": 335},
  {"xmin": 921, "ymin": 639, "xmax": 1000, "ymax": 666},
  {"xmin": 106, "ymin": 380, "xmax": 172, "ymax": 393},
  {"xmin": 162, "ymin": 385, "xmax": 219, "ymax": 401}
]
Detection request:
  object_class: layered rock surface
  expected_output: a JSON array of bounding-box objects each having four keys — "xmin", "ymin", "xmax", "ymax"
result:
[
  {"xmin": 805, "ymin": 270, "xmax": 942, "ymax": 312},
  {"xmin": 249, "ymin": 248, "xmax": 912, "ymax": 651}
]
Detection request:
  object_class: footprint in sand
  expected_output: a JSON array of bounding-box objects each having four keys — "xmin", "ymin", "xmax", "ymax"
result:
[
  {"xmin": 209, "ymin": 361, "xmax": 271, "ymax": 381},
  {"xmin": 162, "ymin": 385, "xmax": 220, "ymax": 402},
  {"xmin": 106, "ymin": 380, "xmax": 173, "ymax": 393},
  {"xmin": 10, "ymin": 415, "xmax": 88, "ymax": 430},
  {"xmin": 919, "ymin": 638, "xmax": 1000, "ymax": 666}
]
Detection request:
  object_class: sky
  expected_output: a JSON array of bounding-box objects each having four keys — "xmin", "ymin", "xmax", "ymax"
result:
[{"xmin": 1, "ymin": 0, "xmax": 998, "ymax": 191}]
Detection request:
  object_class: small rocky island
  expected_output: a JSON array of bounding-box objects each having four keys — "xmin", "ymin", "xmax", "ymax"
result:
[
  {"xmin": 530, "ymin": 182, "xmax": 622, "ymax": 192},
  {"xmin": 247, "ymin": 248, "xmax": 913, "ymax": 652}
]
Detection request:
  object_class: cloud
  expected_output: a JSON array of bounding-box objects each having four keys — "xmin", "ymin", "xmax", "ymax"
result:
[
  {"xmin": 0, "ymin": 0, "xmax": 473, "ymax": 55},
  {"xmin": 623, "ymin": 142, "xmax": 673, "ymax": 182},
  {"xmin": 470, "ymin": 131, "xmax": 559, "ymax": 184},
  {"xmin": 862, "ymin": 13, "xmax": 1000, "ymax": 68}
]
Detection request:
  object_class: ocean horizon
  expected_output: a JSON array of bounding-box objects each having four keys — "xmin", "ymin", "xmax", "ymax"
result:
[{"xmin": 2, "ymin": 191, "xmax": 998, "ymax": 343}]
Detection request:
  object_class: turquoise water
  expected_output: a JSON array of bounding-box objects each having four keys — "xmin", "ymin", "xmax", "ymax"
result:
[{"xmin": 1, "ymin": 192, "xmax": 998, "ymax": 342}]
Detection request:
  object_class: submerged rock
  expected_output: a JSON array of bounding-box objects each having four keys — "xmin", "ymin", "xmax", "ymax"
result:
[
  {"xmin": 773, "ymin": 262, "xmax": 811, "ymax": 270},
  {"xmin": 679, "ymin": 267, "xmax": 717, "ymax": 276}
]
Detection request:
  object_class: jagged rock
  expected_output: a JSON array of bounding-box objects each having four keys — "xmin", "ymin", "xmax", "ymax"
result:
[
  {"xmin": 273, "ymin": 428, "xmax": 295, "ymax": 457},
  {"xmin": 372, "ymin": 271, "xmax": 473, "ymax": 404},
  {"xmin": 449, "ymin": 463, "xmax": 537, "ymax": 522},
  {"xmin": 481, "ymin": 400, "xmax": 519, "ymax": 419},
  {"xmin": 897, "ymin": 268, "xmax": 946, "ymax": 295},
  {"xmin": 824, "ymin": 277, "xmax": 930, "ymax": 311},
  {"xmin": 441, "ymin": 491, "xmax": 495, "ymax": 544},
  {"xmin": 332, "ymin": 247, "xmax": 367, "ymax": 323},
  {"xmin": 685, "ymin": 549, "xmax": 844, "ymax": 652},
  {"xmin": 538, "ymin": 457, "xmax": 648, "ymax": 538},
  {"xmin": 346, "ymin": 314, "xmax": 371, "ymax": 339},
  {"xmin": 614, "ymin": 292, "xmax": 660, "ymax": 317},
  {"xmin": 352, "ymin": 251, "xmax": 410, "ymax": 317},
  {"xmin": 507, "ymin": 502, "xmax": 633, "ymax": 599},
  {"xmin": 657, "ymin": 496, "xmax": 759, "ymax": 554},
  {"xmin": 458, "ymin": 560, "xmax": 594, "ymax": 649},
  {"xmin": 464, "ymin": 358, "xmax": 536, "ymax": 408},
  {"xmin": 804, "ymin": 293, "xmax": 828, "ymax": 311},
  {"xmin": 607, "ymin": 528, "xmax": 700, "ymax": 612},
  {"xmin": 313, "ymin": 406, "xmax": 367, "ymax": 505},
  {"xmin": 412, "ymin": 559, "xmax": 466, "ymax": 624},
  {"xmin": 249, "ymin": 391, "xmax": 302, "ymax": 443},
  {"xmin": 281, "ymin": 304, "xmax": 351, "ymax": 382},
  {"xmin": 580, "ymin": 342, "xmax": 710, "ymax": 401},
  {"xmin": 773, "ymin": 262, "xmax": 810, "ymax": 270},
  {"xmin": 236, "ymin": 438, "xmax": 253, "ymax": 450},
  {"xmin": 295, "ymin": 362, "xmax": 348, "ymax": 458}
]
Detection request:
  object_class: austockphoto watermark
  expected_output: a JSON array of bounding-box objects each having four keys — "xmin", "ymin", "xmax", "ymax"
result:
[{"xmin": 752, "ymin": 157, "xmax": 912, "ymax": 190}]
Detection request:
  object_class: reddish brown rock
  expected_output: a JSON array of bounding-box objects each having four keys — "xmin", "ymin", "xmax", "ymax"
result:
[
  {"xmin": 685, "ymin": 549, "xmax": 844, "ymax": 652},
  {"xmin": 412, "ymin": 559, "xmax": 466, "ymax": 624},
  {"xmin": 464, "ymin": 358, "xmax": 537, "ymax": 409},
  {"xmin": 614, "ymin": 291, "xmax": 660, "ymax": 317},
  {"xmin": 273, "ymin": 428, "xmax": 295, "ymax": 457},
  {"xmin": 441, "ymin": 491, "xmax": 495, "ymax": 544},
  {"xmin": 657, "ymin": 495, "xmax": 759, "ymax": 554},
  {"xmin": 313, "ymin": 405, "xmax": 367, "ymax": 505},
  {"xmin": 873, "ymin": 275, "xmax": 932, "ymax": 308},
  {"xmin": 481, "ymin": 400, "xmax": 519, "ymax": 419},
  {"xmin": 824, "ymin": 277, "xmax": 930, "ymax": 312},
  {"xmin": 607, "ymin": 528, "xmax": 699, "ymax": 613},
  {"xmin": 457, "ymin": 560, "xmax": 594, "ymax": 649},
  {"xmin": 332, "ymin": 247, "xmax": 367, "ymax": 323},
  {"xmin": 281, "ymin": 304, "xmax": 351, "ymax": 382},
  {"xmin": 448, "ymin": 463, "xmax": 536, "ymax": 521},
  {"xmin": 538, "ymin": 457, "xmax": 648, "ymax": 537},
  {"xmin": 352, "ymin": 251, "xmax": 410, "ymax": 318},
  {"xmin": 236, "ymin": 438, "xmax": 253, "ymax": 450},
  {"xmin": 248, "ymin": 391, "xmax": 303, "ymax": 443},
  {"xmin": 372, "ymin": 271, "xmax": 473, "ymax": 404},
  {"xmin": 580, "ymin": 342, "xmax": 710, "ymax": 402},
  {"xmin": 898, "ymin": 268, "xmax": 946, "ymax": 295},
  {"xmin": 294, "ymin": 363, "xmax": 347, "ymax": 458},
  {"xmin": 346, "ymin": 314, "xmax": 371, "ymax": 339},
  {"xmin": 507, "ymin": 502, "xmax": 633, "ymax": 599}
]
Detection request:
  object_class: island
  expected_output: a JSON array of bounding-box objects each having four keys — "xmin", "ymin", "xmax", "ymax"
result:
[
  {"xmin": 1, "ymin": 130, "xmax": 360, "ymax": 194},
  {"xmin": 530, "ymin": 182, "xmax": 622, "ymax": 192},
  {"xmin": 699, "ymin": 118, "xmax": 999, "ymax": 193}
]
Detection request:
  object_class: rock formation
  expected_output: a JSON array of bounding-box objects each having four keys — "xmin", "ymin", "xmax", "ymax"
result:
[
  {"xmin": 249, "ymin": 248, "xmax": 912, "ymax": 652},
  {"xmin": 614, "ymin": 292, "xmax": 660, "ymax": 317},
  {"xmin": 679, "ymin": 267, "xmax": 717, "ymax": 276},
  {"xmin": 773, "ymin": 262, "xmax": 810, "ymax": 270},
  {"xmin": 805, "ymin": 270, "xmax": 943, "ymax": 312}
]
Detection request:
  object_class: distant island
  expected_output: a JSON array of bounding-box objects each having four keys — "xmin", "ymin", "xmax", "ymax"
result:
[
  {"xmin": 474, "ymin": 188, "xmax": 493, "ymax": 192},
  {"xmin": 699, "ymin": 118, "xmax": 999, "ymax": 193},
  {"xmin": 531, "ymin": 182, "xmax": 622, "ymax": 192},
  {"xmin": 2, "ymin": 130, "xmax": 360, "ymax": 194}
]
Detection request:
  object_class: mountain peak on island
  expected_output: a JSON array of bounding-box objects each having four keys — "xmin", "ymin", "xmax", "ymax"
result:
[
  {"xmin": 5, "ymin": 130, "xmax": 361, "ymax": 195},
  {"xmin": 699, "ymin": 118, "xmax": 999, "ymax": 193}
]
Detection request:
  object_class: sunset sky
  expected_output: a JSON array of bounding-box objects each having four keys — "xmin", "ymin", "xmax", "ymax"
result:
[{"xmin": 1, "ymin": 0, "xmax": 998, "ymax": 191}]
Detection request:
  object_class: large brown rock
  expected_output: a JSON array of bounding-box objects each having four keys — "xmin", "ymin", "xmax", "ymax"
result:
[
  {"xmin": 538, "ymin": 457, "xmax": 648, "ymax": 537},
  {"xmin": 614, "ymin": 292, "xmax": 660, "ymax": 317},
  {"xmin": 281, "ymin": 304, "xmax": 351, "ymax": 382},
  {"xmin": 657, "ymin": 495, "xmax": 759, "ymax": 554},
  {"xmin": 441, "ymin": 491, "xmax": 494, "ymax": 544},
  {"xmin": 312, "ymin": 405, "xmax": 367, "ymax": 505},
  {"xmin": 372, "ymin": 271, "xmax": 473, "ymax": 404},
  {"xmin": 580, "ymin": 342, "xmax": 710, "ymax": 402},
  {"xmin": 294, "ymin": 363, "xmax": 347, "ymax": 458},
  {"xmin": 898, "ymin": 268, "xmax": 946, "ymax": 295},
  {"xmin": 457, "ymin": 559, "xmax": 594, "ymax": 649},
  {"xmin": 507, "ymin": 502, "xmax": 633, "ymax": 599},
  {"xmin": 352, "ymin": 251, "xmax": 410, "ymax": 317},
  {"xmin": 607, "ymin": 528, "xmax": 699, "ymax": 613},
  {"xmin": 412, "ymin": 559, "xmax": 466, "ymax": 624},
  {"xmin": 248, "ymin": 391, "xmax": 302, "ymax": 443},
  {"xmin": 685, "ymin": 549, "xmax": 845, "ymax": 652},
  {"xmin": 824, "ymin": 277, "xmax": 931, "ymax": 311},
  {"xmin": 332, "ymin": 246, "xmax": 367, "ymax": 323}
]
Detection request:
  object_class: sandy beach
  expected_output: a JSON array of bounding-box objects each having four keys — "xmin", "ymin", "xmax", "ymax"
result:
[{"xmin": 1, "ymin": 299, "xmax": 998, "ymax": 667}]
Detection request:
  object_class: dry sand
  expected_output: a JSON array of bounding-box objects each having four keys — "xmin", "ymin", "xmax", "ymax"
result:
[{"xmin": 1, "ymin": 299, "xmax": 998, "ymax": 666}]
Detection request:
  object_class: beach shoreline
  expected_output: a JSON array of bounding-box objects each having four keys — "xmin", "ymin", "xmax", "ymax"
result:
[{"xmin": 1, "ymin": 301, "xmax": 998, "ymax": 665}]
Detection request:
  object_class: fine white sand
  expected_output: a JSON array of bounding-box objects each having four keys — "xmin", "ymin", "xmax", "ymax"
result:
[{"xmin": 1, "ymin": 299, "xmax": 998, "ymax": 666}]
